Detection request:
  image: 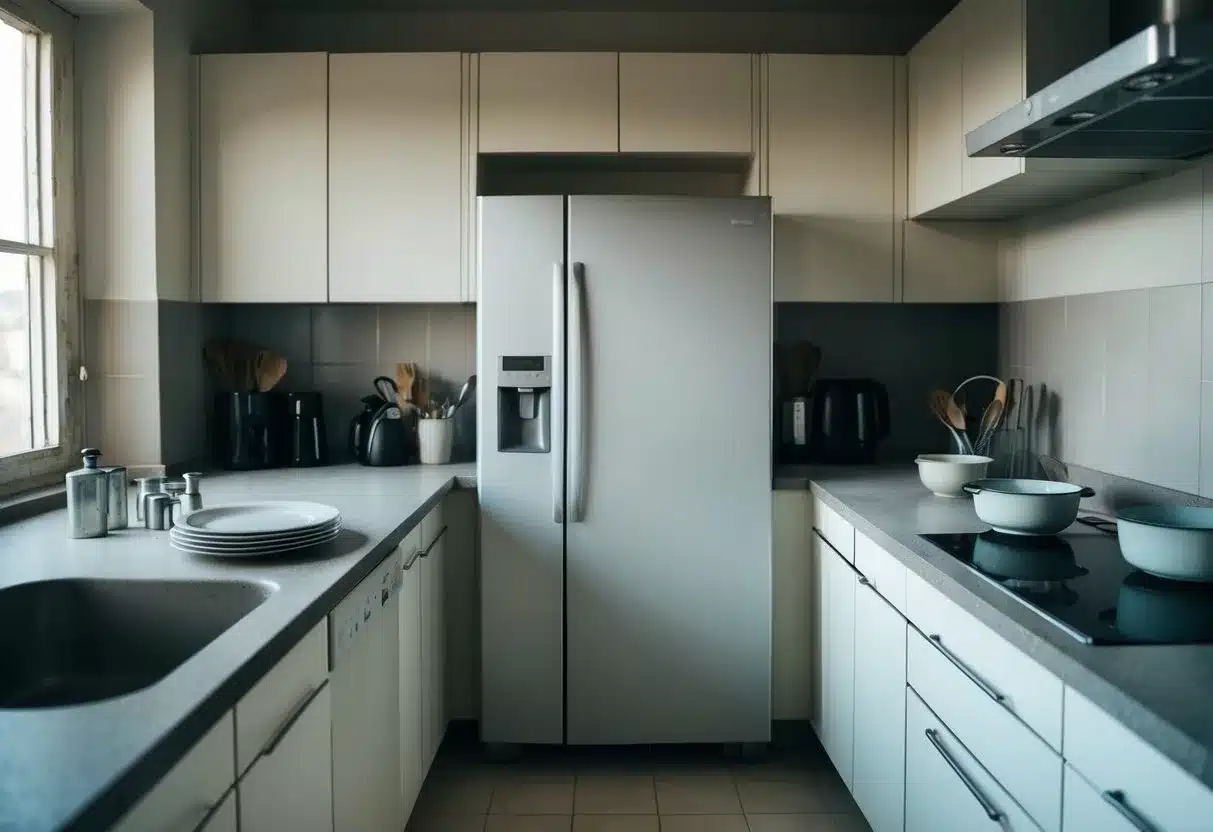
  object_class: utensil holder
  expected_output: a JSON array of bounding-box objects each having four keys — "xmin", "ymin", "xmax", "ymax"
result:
[{"xmin": 419, "ymin": 418, "xmax": 455, "ymax": 465}]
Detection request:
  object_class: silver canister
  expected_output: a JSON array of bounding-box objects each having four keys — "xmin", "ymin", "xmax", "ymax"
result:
[
  {"xmin": 134, "ymin": 476, "xmax": 166, "ymax": 524},
  {"xmin": 180, "ymin": 472, "xmax": 203, "ymax": 514},
  {"xmin": 145, "ymin": 494, "xmax": 178, "ymax": 530},
  {"xmin": 102, "ymin": 465, "xmax": 128, "ymax": 530},
  {"xmin": 66, "ymin": 448, "xmax": 108, "ymax": 539}
]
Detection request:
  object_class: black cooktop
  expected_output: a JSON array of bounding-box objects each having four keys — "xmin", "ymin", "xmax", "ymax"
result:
[{"xmin": 921, "ymin": 522, "xmax": 1213, "ymax": 645}]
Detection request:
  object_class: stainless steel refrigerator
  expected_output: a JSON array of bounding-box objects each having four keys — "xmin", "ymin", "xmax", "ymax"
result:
[{"xmin": 478, "ymin": 195, "xmax": 772, "ymax": 746}]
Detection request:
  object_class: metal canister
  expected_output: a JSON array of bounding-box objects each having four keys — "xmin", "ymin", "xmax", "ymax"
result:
[
  {"xmin": 180, "ymin": 472, "xmax": 204, "ymax": 515},
  {"xmin": 134, "ymin": 476, "xmax": 166, "ymax": 524},
  {"xmin": 102, "ymin": 465, "xmax": 128, "ymax": 530},
  {"xmin": 66, "ymin": 449, "xmax": 108, "ymax": 539},
  {"xmin": 145, "ymin": 494, "xmax": 178, "ymax": 530}
]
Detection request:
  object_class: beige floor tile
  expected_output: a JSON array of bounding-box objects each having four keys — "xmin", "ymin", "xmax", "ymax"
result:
[
  {"xmin": 415, "ymin": 773, "xmax": 496, "ymax": 815},
  {"xmin": 654, "ymin": 777, "xmax": 742, "ymax": 814},
  {"xmin": 408, "ymin": 812, "xmax": 487, "ymax": 832},
  {"xmin": 746, "ymin": 814, "xmax": 873, "ymax": 832},
  {"xmin": 738, "ymin": 778, "xmax": 830, "ymax": 813},
  {"xmin": 658, "ymin": 815, "xmax": 749, "ymax": 832},
  {"xmin": 485, "ymin": 816, "xmax": 573, "ymax": 832},
  {"xmin": 491, "ymin": 780, "xmax": 576, "ymax": 814},
  {"xmin": 572, "ymin": 816, "xmax": 660, "ymax": 832},
  {"xmin": 574, "ymin": 776, "xmax": 657, "ymax": 814}
]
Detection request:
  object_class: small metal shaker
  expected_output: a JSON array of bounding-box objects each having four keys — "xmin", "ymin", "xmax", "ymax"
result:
[
  {"xmin": 102, "ymin": 465, "xmax": 128, "ymax": 530},
  {"xmin": 134, "ymin": 476, "xmax": 166, "ymax": 524},
  {"xmin": 66, "ymin": 448, "xmax": 108, "ymax": 539},
  {"xmin": 180, "ymin": 472, "xmax": 203, "ymax": 514},
  {"xmin": 145, "ymin": 494, "xmax": 178, "ymax": 530}
]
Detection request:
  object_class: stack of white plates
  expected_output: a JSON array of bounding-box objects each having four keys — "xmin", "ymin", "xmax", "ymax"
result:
[{"xmin": 170, "ymin": 501, "xmax": 342, "ymax": 557}]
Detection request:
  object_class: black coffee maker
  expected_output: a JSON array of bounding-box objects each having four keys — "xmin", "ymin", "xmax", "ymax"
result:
[
  {"xmin": 808, "ymin": 378, "xmax": 891, "ymax": 464},
  {"xmin": 213, "ymin": 392, "xmax": 288, "ymax": 470},
  {"xmin": 288, "ymin": 392, "xmax": 328, "ymax": 467}
]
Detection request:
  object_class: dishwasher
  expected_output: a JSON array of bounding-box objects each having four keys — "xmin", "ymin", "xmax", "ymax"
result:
[{"xmin": 330, "ymin": 548, "xmax": 402, "ymax": 832}]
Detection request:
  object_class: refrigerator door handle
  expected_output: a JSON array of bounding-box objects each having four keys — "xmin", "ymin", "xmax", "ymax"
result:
[
  {"xmin": 552, "ymin": 262, "xmax": 565, "ymax": 524},
  {"xmin": 568, "ymin": 262, "xmax": 587, "ymax": 522}
]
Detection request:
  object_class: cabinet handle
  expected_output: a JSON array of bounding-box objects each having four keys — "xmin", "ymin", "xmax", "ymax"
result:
[
  {"xmin": 924, "ymin": 729, "xmax": 1003, "ymax": 823},
  {"xmin": 858, "ymin": 576, "xmax": 875, "ymax": 589},
  {"xmin": 403, "ymin": 546, "xmax": 423, "ymax": 571},
  {"xmin": 928, "ymin": 634, "xmax": 1007, "ymax": 705},
  {"xmin": 262, "ymin": 678, "xmax": 329, "ymax": 757},
  {"xmin": 1102, "ymin": 790, "xmax": 1157, "ymax": 832},
  {"xmin": 419, "ymin": 524, "xmax": 448, "ymax": 559}
]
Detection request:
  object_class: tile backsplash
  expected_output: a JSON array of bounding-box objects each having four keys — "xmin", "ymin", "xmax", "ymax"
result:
[
  {"xmin": 1000, "ymin": 285, "xmax": 1211, "ymax": 497},
  {"xmin": 207, "ymin": 303, "xmax": 477, "ymax": 462},
  {"xmin": 776, "ymin": 302, "xmax": 1000, "ymax": 461}
]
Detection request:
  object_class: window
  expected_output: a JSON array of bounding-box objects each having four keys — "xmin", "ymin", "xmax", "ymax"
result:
[{"xmin": 0, "ymin": 0, "xmax": 76, "ymax": 494}]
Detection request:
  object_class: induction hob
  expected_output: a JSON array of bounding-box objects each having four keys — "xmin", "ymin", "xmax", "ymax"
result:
[{"xmin": 920, "ymin": 519, "xmax": 1213, "ymax": 645}]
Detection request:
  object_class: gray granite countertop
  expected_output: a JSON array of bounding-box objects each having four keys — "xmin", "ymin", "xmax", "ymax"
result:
[
  {"xmin": 0, "ymin": 463, "xmax": 476, "ymax": 832},
  {"xmin": 776, "ymin": 464, "xmax": 1213, "ymax": 790}
]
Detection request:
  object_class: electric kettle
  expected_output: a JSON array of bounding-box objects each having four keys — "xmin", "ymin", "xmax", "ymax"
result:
[{"xmin": 808, "ymin": 378, "xmax": 891, "ymax": 464}]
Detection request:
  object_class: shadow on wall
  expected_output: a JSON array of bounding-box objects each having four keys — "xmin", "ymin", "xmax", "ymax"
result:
[{"xmin": 775, "ymin": 302, "xmax": 1000, "ymax": 462}]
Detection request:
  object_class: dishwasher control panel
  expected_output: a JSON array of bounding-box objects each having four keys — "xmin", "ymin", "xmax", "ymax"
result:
[{"xmin": 329, "ymin": 547, "xmax": 402, "ymax": 666}]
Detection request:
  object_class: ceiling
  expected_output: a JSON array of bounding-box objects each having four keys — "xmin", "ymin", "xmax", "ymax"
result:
[{"xmin": 249, "ymin": 0, "xmax": 958, "ymax": 13}]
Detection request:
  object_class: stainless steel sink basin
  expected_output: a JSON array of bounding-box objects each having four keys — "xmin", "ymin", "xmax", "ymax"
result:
[{"xmin": 0, "ymin": 578, "xmax": 273, "ymax": 708}]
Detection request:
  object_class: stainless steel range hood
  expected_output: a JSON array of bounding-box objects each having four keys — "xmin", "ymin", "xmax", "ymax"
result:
[{"xmin": 967, "ymin": 16, "xmax": 1213, "ymax": 160}]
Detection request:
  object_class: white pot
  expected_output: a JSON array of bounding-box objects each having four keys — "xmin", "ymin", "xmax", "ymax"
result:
[
  {"xmin": 915, "ymin": 454, "xmax": 993, "ymax": 498},
  {"xmin": 962, "ymin": 478, "xmax": 1095, "ymax": 536},
  {"xmin": 418, "ymin": 418, "xmax": 454, "ymax": 465},
  {"xmin": 1117, "ymin": 505, "xmax": 1213, "ymax": 582}
]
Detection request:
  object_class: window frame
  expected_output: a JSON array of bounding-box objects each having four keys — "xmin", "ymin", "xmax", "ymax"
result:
[{"xmin": 0, "ymin": 0, "xmax": 78, "ymax": 497}]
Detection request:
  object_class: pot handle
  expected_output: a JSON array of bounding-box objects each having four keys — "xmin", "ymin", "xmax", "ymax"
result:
[
  {"xmin": 1078, "ymin": 486, "xmax": 1096, "ymax": 498},
  {"xmin": 962, "ymin": 482, "xmax": 983, "ymax": 496}
]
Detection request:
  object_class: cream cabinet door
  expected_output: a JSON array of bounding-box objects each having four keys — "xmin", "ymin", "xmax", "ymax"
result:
[
  {"xmin": 197, "ymin": 790, "xmax": 237, "ymax": 832},
  {"xmin": 961, "ymin": 0, "xmax": 1026, "ymax": 194},
  {"xmin": 399, "ymin": 532, "xmax": 425, "ymax": 823},
  {"xmin": 113, "ymin": 713, "xmax": 235, "ymax": 832},
  {"xmin": 772, "ymin": 491, "xmax": 812, "ymax": 721},
  {"xmin": 329, "ymin": 53, "xmax": 463, "ymax": 303},
  {"xmin": 420, "ymin": 503, "xmax": 447, "ymax": 773},
  {"xmin": 479, "ymin": 53, "xmax": 619, "ymax": 153},
  {"xmin": 769, "ymin": 55, "xmax": 896, "ymax": 302},
  {"xmin": 619, "ymin": 53, "xmax": 752, "ymax": 153},
  {"xmin": 238, "ymin": 683, "xmax": 334, "ymax": 832},
  {"xmin": 199, "ymin": 53, "xmax": 328, "ymax": 302},
  {"xmin": 813, "ymin": 532, "xmax": 856, "ymax": 785},
  {"xmin": 902, "ymin": 220, "xmax": 1001, "ymax": 302},
  {"xmin": 908, "ymin": 12, "xmax": 964, "ymax": 216}
]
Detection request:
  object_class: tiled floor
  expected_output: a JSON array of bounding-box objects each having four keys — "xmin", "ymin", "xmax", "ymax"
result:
[{"xmin": 408, "ymin": 735, "xmax": 873, "ymax": 832}]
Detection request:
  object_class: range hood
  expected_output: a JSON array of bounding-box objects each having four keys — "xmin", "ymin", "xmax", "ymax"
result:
[{"xmin": 967, "ymin": 17, "xmax": 1213, "ymax": 159}]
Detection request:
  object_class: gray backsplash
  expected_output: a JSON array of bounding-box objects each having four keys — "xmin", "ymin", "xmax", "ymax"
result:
[
  {"xmin": 205, "ymin": 303, "xmax": 477, "ymax": 463},
  {"xmin": 1000, "ymin": 286, "xmax": 1213, "ymax": 498},
  {"xmin": 776, "ymin": 303, "xmax": 1000, "ymax": 461}
]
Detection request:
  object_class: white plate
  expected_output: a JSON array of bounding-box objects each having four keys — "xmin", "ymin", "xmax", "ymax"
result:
[
  {"xmin": 171, "ymin": 517, "xmax": 341, "ymax": 544},
  {"xmin": 172, "ymin": 527, "xmax": 342, "ymax": 557},
  {"xmin": 179, "ymin": 502, "xmax": 341, "ymax": 536},
  {"xmin": 170, "ymin": 521, "xmax": 342, "ymax": 549}
]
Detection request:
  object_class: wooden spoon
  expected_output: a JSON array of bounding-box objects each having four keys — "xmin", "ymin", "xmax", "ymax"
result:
[
  {"xmin": 929, "ymin": 390, "xmax": 972, "ymax": 453},
  {"xmin": 254, "ymin": 350, "xmax": 288, "ymax": 392}
]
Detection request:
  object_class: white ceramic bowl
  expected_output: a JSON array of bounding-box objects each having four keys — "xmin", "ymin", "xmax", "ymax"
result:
[
  {"xmin": 1117, "ymin": 505, "xmax": 1213, "ymax": 582},
  {"xmin": 915, "ymin": 454, "xmax": 993, "ymax": 498}
]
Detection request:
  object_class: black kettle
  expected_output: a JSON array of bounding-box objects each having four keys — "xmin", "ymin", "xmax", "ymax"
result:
[
  {"xmin": 808, "ymin": 378, "xmax": 890, "ymax": 464},
  {"xmin": 349, "ymin": 394, "xmax": 384, "ymax": 464}
]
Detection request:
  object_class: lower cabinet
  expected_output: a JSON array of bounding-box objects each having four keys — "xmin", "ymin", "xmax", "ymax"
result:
[
  {"xmin": 906, "ymin": 687, "xmax": 1043, "ymax": 832},
  {"xmin": 198, "ymin": 789, "xmax": 237, "ymax": 832},
  {"xmin": 238, "ymin": 683, "xmax": 333, "ymax": 832},
  {"xmin": 420, "ymin": 501, "xmax": 448, "ymax": 772},
  {"xmin": 852, "ymin": 577, "xmax": 907, "ymax": 832},
  {"xmin": 1063, "ymin": 764, "xmax": 1142, "ymax": 832},
  {"xmin": 399, "ymin": 526, "xmax": 425, "ymax": 820},
  {"xmin": 812, "ymin": 531, "xmax": 856, "ymax": 786},
  {"xmin": 113, "ymin": 713, "xmax": 237, "ymax": 832}
]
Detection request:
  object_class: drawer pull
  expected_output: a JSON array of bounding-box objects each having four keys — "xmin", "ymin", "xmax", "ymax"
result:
[
  {"xmin": 403, "ymin": 546, "xmax": 423, "ymax": 571},
  {"xmin": 263, "ymin": 678, "xmax": 329, "ymax": 756},
  {"xmin": 925, "ymin": 729, "xmax": 1003, "ymax": 823},
  {"xmin": 419, "ymin": 524, "xmax": 448, "ymax": 559},
  {"xmin": 1102, "ymin": 790, "xmax": 1157, "ymax": 832},
  {"xmin": 928, "ymin": 633, "xmax": 1007, "ymax": 705}
]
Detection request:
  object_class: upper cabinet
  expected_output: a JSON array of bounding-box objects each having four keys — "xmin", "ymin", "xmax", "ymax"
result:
[
  {"xmin": 769, "ymin": 55, "xmax": 897, "ymax": 303},
  {"xmin": 329, "ymin": 53, "xmax": 465, "ymax": 303},
  {"xmin": 619, "ymin": 53, "xmax": 753, "ymax": 154},
  {"xmin": 199, "ymin": 53, "xmax": 328, "ymax": 303},
  {"xmin": 479, "ymin": 53, "xmax": 619, "ymax": 153},
  {"xmin": 909, "ymin": 0, "xmax": 1121, "ymax": 220}
]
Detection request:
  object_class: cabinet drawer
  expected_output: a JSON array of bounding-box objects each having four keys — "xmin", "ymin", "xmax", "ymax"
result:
[
  {"xmin": 906, "ymin": 687, "xmax": 1043, "ymax": 832},
  {"xmin": 855, "ymin": 529, "xmax": 907, "ymax": 614},
  {"xmin": 1063, "ymin": 687, "xmax": 1213, "ymax": 831},
  {"xmin": 1063, "ymin": 763, "xmax": 1143, "ymax": 832},
  {"xmin": 812, "ymin": 495, "xmax": 854, "ymax": 562},
  {"xmin": 908, "ymin": 627, "xmax": 1062, "ymax": 831},
  {"xmin": 905, "ymin": 569, "xmax": 1062, "ymax": 749},
  {"xmin": 235, "ymin": 620, "xmax": 328, "ymax": 775},
  {"xmin": 422, "ymin": 501, "xmax": 446, "ymax": 550}
]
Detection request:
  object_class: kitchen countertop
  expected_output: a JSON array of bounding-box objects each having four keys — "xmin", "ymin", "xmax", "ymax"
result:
[
  {"xmin": 0, "ymin": 463, "xmax": 476, "ymax": 832},
  {"xmin": 776, "ymin": 464, "xmax": 1213, "ymax": 790}
]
